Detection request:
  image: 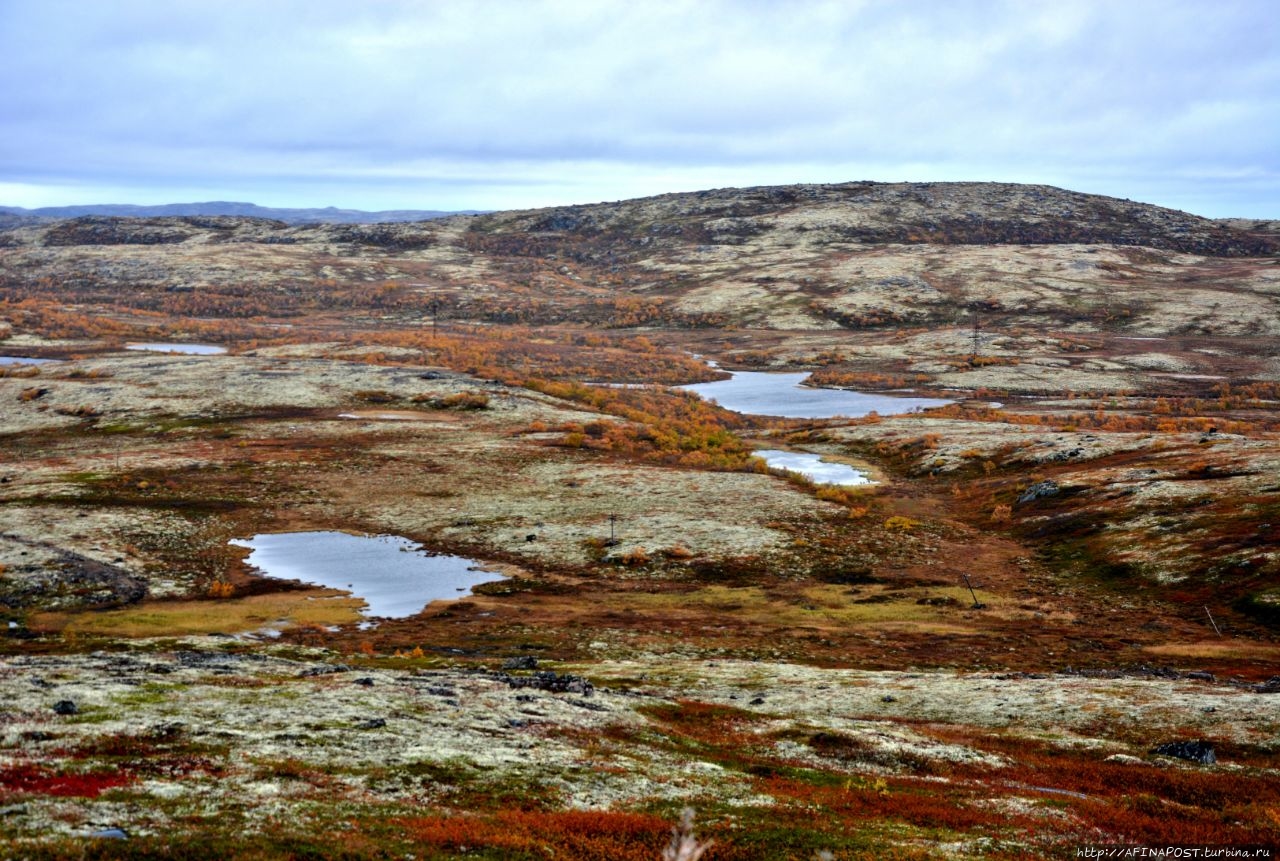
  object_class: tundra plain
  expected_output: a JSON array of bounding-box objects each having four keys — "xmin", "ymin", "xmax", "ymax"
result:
[{"xmin": 1, "ymin": 182, "xmax": 1279, "ymax": 859}]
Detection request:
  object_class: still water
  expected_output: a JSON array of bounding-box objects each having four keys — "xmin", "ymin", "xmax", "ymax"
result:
[
  {"xmin": 679, "ymin": 370, "xmax": 950, "ymax": 418},
  {"xmin": 229, "ymin": 531, "xmax": 505, "ymax": 618},
  {"xmin": 0, "ymin": 356, "xmax": 57, "ymax": 366},
  {"xmin": 753, "ymin": 449, "xmax": 873, "ymax": 485},
  {"xmin": 126, "ymin": 343, "xmax": 227, "ymax": 355}
]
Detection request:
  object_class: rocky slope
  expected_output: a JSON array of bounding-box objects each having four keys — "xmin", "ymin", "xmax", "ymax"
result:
[
  {"xmin": 3, "ymin": 182, "xmax": 1277, "ymax": 353},
  {"xmin": 474, "ymin": 181, "xmax": 1280, "ymax": 256}
]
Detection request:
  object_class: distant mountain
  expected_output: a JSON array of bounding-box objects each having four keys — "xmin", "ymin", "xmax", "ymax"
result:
[{"xmin": 0, "ymin": 202, "xmax": 479, "ymax": 225}]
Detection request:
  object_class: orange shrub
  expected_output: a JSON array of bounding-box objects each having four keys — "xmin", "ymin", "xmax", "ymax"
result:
[
  {"xmin": 207, "ymin": 581, "xmax": 235, "ymax": 599},
  {"xmin": 618, "ymin": 547, "xmax": 650, "ymax": 566}
]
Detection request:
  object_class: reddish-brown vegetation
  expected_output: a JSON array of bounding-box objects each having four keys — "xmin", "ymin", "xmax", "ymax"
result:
[
  {"xmin": 0, "ymin": 763, "xmax": 134, "ymax": 798},
  {"xmin": 402, "ymin": 809, "xmax": 673, "ymax": 860}
]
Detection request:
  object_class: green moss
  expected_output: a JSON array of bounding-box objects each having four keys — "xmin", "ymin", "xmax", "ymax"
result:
[
  {"xmin": 110, "ymin": 683, "xmax": 180, "ymax": 707},
  {"xmin": 57, "ymin": 471, "xmax": 109, "ymax": 484}
]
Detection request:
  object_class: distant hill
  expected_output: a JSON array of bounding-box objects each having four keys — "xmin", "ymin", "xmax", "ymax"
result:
[
  {"xmin": 472, "ymin": 181, "xmax": 1280, "ymax": 258},
  {"xmin": 0, "ymin": 202, "xmax": 479, "ymax": 225}
]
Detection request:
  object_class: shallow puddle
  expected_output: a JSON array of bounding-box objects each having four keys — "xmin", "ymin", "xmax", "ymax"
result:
[
  {"xmin": 754, "ymin": 449, "xmax": 873, "ymax": 485},
  {"xmin": 679, "ymin": 370, "xmax": 951, "ymax": 418},
  {"xmin": 126, "ymin": 343, "xmax": 227, "ymax": 355},
  {"xmin": 0, "ymin": 356, "xmax": 57, "ymax": 366},
  {"xmin": 229, "ymin": 531, "xmax": 505, "ymax": 618},
  {"xmin": 337, "ymin": 410, "xmax": 450, "ymax": 422}
]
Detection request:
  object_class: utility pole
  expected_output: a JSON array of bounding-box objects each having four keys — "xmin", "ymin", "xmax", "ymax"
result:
[
  {"xmin": 606, "ymin": 513, "xmax": 619, "ymax": 546},
  {"xmin": 1204, "ymin": 605, "xmax": 1222, "ymax": 636},
  {"xmin": 962, "ymin": 574, "xmax": 985, "ymax": 609}
]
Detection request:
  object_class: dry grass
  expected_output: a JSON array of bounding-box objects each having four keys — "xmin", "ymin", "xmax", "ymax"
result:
[
  {"xmin": 1142, "ymin": 640, "xmax": 1280, "ymax": 661},
  {"xmin": 618, "ymin": 583, "xmax": 1001, "ymax": 631},
  {"xmin": 28, "ymin": 589, "xmax": 364, "ymax": 637}
]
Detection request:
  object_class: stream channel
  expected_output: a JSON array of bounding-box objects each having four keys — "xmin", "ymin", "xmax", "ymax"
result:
[{"xmin": 680, "ymin": 368, "xmax": 951, "ymax": 485}]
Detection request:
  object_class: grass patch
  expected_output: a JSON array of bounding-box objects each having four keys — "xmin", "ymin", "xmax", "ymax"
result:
[
  {"xmin": 1141, "ymin": 640, "xmax": 1280, "ymax": 661},
  {"xmin": 619, "ymin": 584, "xmax": 996, "ymax": 632},
  {"xmin": 28, "ymin": 590, "xmax": 364, "ymax": 638}
]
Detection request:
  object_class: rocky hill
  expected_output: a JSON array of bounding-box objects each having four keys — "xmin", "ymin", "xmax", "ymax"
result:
[
  {"xmin": 474, "ymin": 181, "xmax": 1280, "ymax": 257},
  {"xmin": 2, "ymin": 180, "xmax": 1278, "ymax": 356},
  {"xmin": 5, "ymin": 182, "xmax": 1276, "ymax": 254}
]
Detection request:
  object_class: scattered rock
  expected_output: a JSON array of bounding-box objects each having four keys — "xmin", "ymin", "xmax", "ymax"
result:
[
  {"xmin": 1150, "ymin": 740, "xmax": 1215, "ymax": 764},
  {"xmin": 1104, "ymin": 754, "xmax": 1146, "ymax": 765},
  {"xmin": 52, "ymin": 700, "xmax": 77, "ymax": 716},
  {"xmin": 355, "ymin": 718, "xmax": 387, "ymax": 730},
  {"xmin": 881, "ymin": 695, "xmax": 898, "ymax": 703},
  {"xmin": 1184, "ymin": 671, "xmax": 1215, "ymax": 682},
  {"xmin": 89, "ymin": 828, "xmax": 128, "ymax": 840},
  {"xmin": 570, "ymin": 699, "xmax": 610, "ymax": 712},
  {"xmin": 500, "ymin": 671, "xmax": 594, "ymax": 696},
  {"xmin": 502, "ymin": 656, "xmax": 539, "ymax": 670},
  {"xmin": 749, "ymin": 696, "xmax": 766, "ymax": 705},
  {"xmin": 1254, "ymin": 676, "xmax": 1280, "ymax": 694},
  {"xmin": 298, "ymin": 664, "xmax": 352, "ymax": 677},
  {"xmin": 1016, "ymin": 480, "xmax": 1060, "ymax": 505}
]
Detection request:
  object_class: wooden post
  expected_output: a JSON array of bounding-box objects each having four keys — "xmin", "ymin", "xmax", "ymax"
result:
[{"xmin": 1204, "ymin": 606, "xmax": 1222, "ymax": 636}]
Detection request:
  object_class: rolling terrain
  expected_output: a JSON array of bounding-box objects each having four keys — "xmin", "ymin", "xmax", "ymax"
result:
[{"xmin": 1, "ymin": 182, "xmax": 1278, "ymax": 858}]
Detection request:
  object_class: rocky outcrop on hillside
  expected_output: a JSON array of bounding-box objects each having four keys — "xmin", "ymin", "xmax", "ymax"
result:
[
  {"xmin": 2, "ymin": 180, "xmax": 1277, "ymax": 345},
  {"xmin": 5, "ymin": 183, "xmax": 1275, "ymax": 257},
  {"xmin": 472, "ymin": 182, "xmax": 1280, "ymax": 257},
  {"xmin": 13, "ymin": 215, "xmax": 445, "ymax": 250}
]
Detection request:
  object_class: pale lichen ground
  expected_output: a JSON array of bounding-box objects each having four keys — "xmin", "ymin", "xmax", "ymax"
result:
[{"xmin": 1, "ymin": 645, "xmax": 1274, "ymax": 843}]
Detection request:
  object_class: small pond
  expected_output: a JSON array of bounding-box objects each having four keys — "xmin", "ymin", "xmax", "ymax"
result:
[
  {"xmin": 754, "ymin": 449, "xmax": 873, "ymax": 485},
  {"xmin": 126, "ymin": 343, "xmax": 227, "ymax": 355},
  {"xmin": 0, "ymin": 356, "xmax": 57, "ymax": 366},
  {"xmin": 678, "ymin": 370, "xmax": 951, "ymax": 418},
  {"xmin": 229, "ymin": 531, "xmax": 505, "ymax": 618}
]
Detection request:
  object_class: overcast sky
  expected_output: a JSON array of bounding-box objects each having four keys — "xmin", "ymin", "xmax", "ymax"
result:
[{"xmin": 2, "ymin": 0, "xmax": 1277, "ymax": 216}]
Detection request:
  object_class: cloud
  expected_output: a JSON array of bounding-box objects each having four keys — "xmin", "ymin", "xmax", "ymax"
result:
[{"xmin": 1, "ymin": 0, "xmax": 1277, "ymax": 215}]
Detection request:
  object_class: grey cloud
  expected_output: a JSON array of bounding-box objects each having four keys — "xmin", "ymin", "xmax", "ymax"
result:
[{"xmin": 1, "ymin": 0, "xmax": 1276, "ymax": 215}]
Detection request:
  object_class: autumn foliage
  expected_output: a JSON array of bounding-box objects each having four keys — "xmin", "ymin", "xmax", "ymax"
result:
[
  {"xmin": 0, "ymin": 763, "xmax": 134, "ymax": 797},
  {"xmin": 402, "ymin": 809, "xmax": 672, "ymax": 860}
]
